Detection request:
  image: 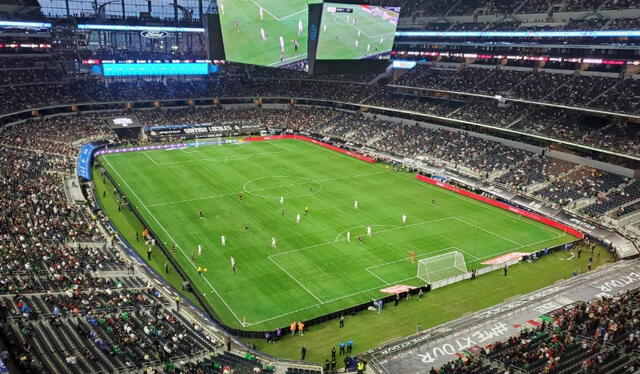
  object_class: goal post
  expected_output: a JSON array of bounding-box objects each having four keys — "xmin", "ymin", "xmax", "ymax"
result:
[{"xmin": 417, "ymin": 251, "xmax": 468, "ymax": 284}]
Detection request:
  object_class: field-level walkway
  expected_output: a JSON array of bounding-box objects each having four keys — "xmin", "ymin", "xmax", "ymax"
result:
[{"xmin": 99, "ymin": 139, "xmax": 574, "ymax": 330}]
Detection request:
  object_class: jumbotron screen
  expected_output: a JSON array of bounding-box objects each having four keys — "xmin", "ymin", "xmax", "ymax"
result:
[
  {"xmin": 218, "ymin": 0, "xmax": 321, "ymax": 68},
  {"xmin": 316, "ymin": 3, "xmax": 400, "ymax": 60}
]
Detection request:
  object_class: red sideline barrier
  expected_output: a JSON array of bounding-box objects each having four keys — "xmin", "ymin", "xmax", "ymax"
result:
[
  {"xmin": 416, "ymin": 175, "xmax": 584, "ymax": 239},
  {"xmin": 243, "ymin": 135, "xmax": 376, "ymax": 164}
]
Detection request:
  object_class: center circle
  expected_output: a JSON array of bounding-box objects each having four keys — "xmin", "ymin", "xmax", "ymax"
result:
[{"xmin": 243, "ymin": 176, "xmax": 323, "ymax": 199}]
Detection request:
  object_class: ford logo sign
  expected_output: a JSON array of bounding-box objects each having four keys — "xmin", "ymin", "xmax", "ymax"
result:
[{"xmin": 140, "ymin": 30, "xmax": 169, "ymax": 39}]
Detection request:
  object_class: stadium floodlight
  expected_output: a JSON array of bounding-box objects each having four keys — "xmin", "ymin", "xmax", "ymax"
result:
[{"xmin": 417, "ymin": 251, "xmax": 467, "ymax": 284}]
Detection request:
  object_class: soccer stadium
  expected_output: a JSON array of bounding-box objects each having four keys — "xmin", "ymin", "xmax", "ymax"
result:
[{"xmin": 1, "ymin": 1, "xmax": 640, "ymax": 374}]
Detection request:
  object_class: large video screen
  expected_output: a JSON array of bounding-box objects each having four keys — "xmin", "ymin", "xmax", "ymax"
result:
[
  {"xmin": 316, "ymin": 3, "xmax": 399, "ymax": 60},
  {"xmin": 218, "ymin": 0, "xmax": 319, "ymax": 68},
  {"xmin": 102, "ymin": 63, "xmax": 209, "ymax": 76}
]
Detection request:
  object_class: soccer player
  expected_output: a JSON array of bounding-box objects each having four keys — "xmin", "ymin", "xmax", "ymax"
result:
[
  {"xmin": 293, "ymin": 39, "xmax": 299, "ymax": 53},
  {"xmin": 280, "ymin": 196, "xmax": 284, "ymax": 205},
  {"xmin": 190, "ymin": 249, "xmax": 194, "ymax": 262},
  {"xmin": 358, "ymin": 30, "xmax": 361, "ymax": 37},
  {"xmin": 221, "ymin": 235, "xmax": 226, "ymax": 247},
  {"xmin": 272, "ymin": 237, "xmax": 277, "ymax": 248},
  {"xmin": 280, "ymin": 35, "xmax": 285, "ymax": 54},
  {"xmin": 367, "ymin": 226, "xmax": 372, "ymax": 237},
  {"xmin": 281, "ymin": 208, "xmax": 285, "ymax": 216},
  {"xmin": 239, "ymin": 192, "xmax": 243, "ymax": 201},
  {"xmin": 230, "ymin": 256, "xmax": 236, "ymax": 273},
  {"xmin": 235, "ymin": 20, "xmax": 240, "ymax": 33},
  {"xmin": 298, "ymin": 18, "xmax": 304, "ymax": 35},
  {"xmin": 379, "ymin": 37, "xmax": 384, "ymax": 44},
  {"xmin": 355, "ymin": 40, "xmax": 359, "ymax": 47},
  {"xmin": 367, "ymin": 44, "xmax": 371, "ymax": 53},
  {"xmin": 346, "ymin": 231, "xmax": 351, "ymax": 242},
  {"xmin": 219, "ymin": 1, "xmax": 224, "ymax": 15},
  {"xmin": 304, "ymin": 206, "xmax": 309, "ymax": 215},
  {"xmin": 323, "ymin": 24, "xmax": 327, "ymax": 32},
  {"xmin": 259, "ymin": 7, "xmax": 264, "ymax": 21},
  {"xmin": 353, "ymin": 200, "xmax": 359, "ymax": 210},
  {"xmin": 409, "ymin": 250, "xmax": 415, "ymax": 264},
  {"xmin": 260, "ymin": 27, "xmax": 267, "ymax": 40},
  {"xmin": 199, "ymin": 209, "xmax": 204, "ymax": 219},
  {"xmin": 402, "ymin": 214, "xmax": 407, "ymax": 225},
  {"xmin": 358, "ymin": 234, "xmax": 362, "ymax": 243},
  {"xmin": 197, "ymin": 244, "xmax": 202, "ymax": 257},
  {"xmin": 432, "ymin": 198, "xmax": 436, "ymax": 205},
  {"xmin": 244, "ymin": 224, "xmax": 249, "ymax": 232},
  {"xmin": 296, "ymin": 214, "xmax": 301, "ymax": 224}
]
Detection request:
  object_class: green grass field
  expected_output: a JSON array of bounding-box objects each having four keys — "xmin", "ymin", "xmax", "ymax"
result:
[
  {"xmin": 219, "ymin": 0, "xmax": 311, "ymax": 67},
  {"xmin": 98, "ymin": 139, "xmax": 574, "ymax": 331},
  {"xmin": 316, "ymin": 4, "xmax": 399, "ymax": 60}
]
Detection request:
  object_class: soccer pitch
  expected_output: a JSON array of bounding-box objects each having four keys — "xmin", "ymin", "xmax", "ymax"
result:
[
  {"xmin": 219, "ymin": 0, "xmax": 309, "ymax": 67},
  {"xmin": 99, "ymin": 139, "xmax": 574, "ymax": 330},
  {"xmin": 316, "ymin": 5, "xmax": 399, "ymax": 60}
]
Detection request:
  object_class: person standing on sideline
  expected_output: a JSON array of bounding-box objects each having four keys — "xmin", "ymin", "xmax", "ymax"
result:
[
  {"xmin": 367, "ymin": 226, "xmax": 372, "ymax": 237},
  {"xmin": 357, "ymin": 360, "xmax": 365, "ymax": 374},
  {"xmin": 347, "ymin": 339, "xmax": 353, "ymax": 354},
  {"xmin": 377, "ymin": 299, "xmax": 383, "ymax": 314},
  {"xmin": 175, "ymin": 296, "xmax": 181, "ymax": 311},
  {"xmin": 290, "ymin": 321, "xmax": 296, "ymax": 336},
  {"xmin": 339, "ymin": 313, "xmax": 345, "ymax": 328},
  {"xmin": 297, "ymin": 321, "xmax": 304, "ymax": 336},
  {"xmin": 504, "ymin": 264, "xmax": 508, "ymax": 277},
  {"xmin": 300, "ymin": 345, "xmax": 307, "ymax": 361},
  {"xmin": 225, "ymin": 336, "xmax": 231, "ymax": 351},
  {"xmin": 331, "ymin": 347, "xmax": 336, "ymax": 361},
  {"xmin": 339, "ymin": 341, "xmax": 345, "ymax": 355}
]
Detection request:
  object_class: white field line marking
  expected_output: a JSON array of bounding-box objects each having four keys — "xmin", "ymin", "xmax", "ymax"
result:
[
  {"xmin": 332, "ymin": 12, "xmax": 396, "ymax": 40},
  {"xmin": 155, "ymin": 150, "xmax": 286, "ymax": 166},
  {"xmin": 150, "ymin": 171, "xmax": 384, "ymax": 208},
  {"xmin": 247, "ymin": 232, "xmax": 571, "ymax": 327},
  {"xmin": 102, "ymin": 156, "xmax": 247, "ymax": 326},
  {"xmin": 271, "ymin": 217, "xmax": 455, "ymax": 259},
  {"xmin": 365, "ymin": 268, "xmax": 390, "ymax": 286},
  {"xmin": 143, "ymin": 151, "xmax": 160, "ymax": 166},
  {"xmin": 452, "ymin": 216, "xmax": 524, "ymax": 247},
  {"xmin": 266, "ymin": 53, "xmax": 308, "ymax": 67},
  {"xmin": 248, "ymin": 0, "xmax": 305, "ymax": 21},
  {"xmin": 334, "ymin": 224, "xmax": 398, "ymax": 242},
  {"xmin": 268, "ymin": 256, "xmax": 322, "ymax": 302}
]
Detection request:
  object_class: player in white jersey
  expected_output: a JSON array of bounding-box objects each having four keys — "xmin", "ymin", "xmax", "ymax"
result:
[
  {"xmin": 298, "ymin": 18, "xmax": 304, "ymax": 35},
  {"xmin": 280, "ymin": 196, "xmax": 284, "ymax": 205},
  {"xmin": 402, "ymin": 215, "xmax": 407, "ymax": 225},
  {"xmin": 323, "ymin": 24, "xmax": 327, "ymax": 32},
  {"xmin": 259, "ymin": 7, "xmax": 264, "ymax": 20},
  {"xmin": 380, "ymin": 37, "xmax": 384, "ymax": 44},
  {"xmin": 280, "ymin": 36, "xmax": 285, "ymax": 53},
  {"xmin": 347, "ymin": 231, "xmax": 351, "ymax": 242},
  {"xmin": 230, "ymin": 256, "xmax": 236, "ymax": 273},
  {"xmin": 355, "ymin": 40, "xmax": 359, "ymax": 47},
  {"xmin": 221, "ymin": 235, "xmax": 226, "ymax": 246},
  {"xmin": 260, "ymin": 27, "xmax": 267, "ymax": 40},
  {"xmin": 296, "ymin": 214, "xmax": 301, "ymax": 224},
  {"xmin": 219, "ymin": 1, "xmax": 224, "ymax": 15},
  {"xmin": 367, "ymin": 44, "xmax": 371, "ymax": 53},
  {"xmin": 353, "ymin": 200, "xmax": 359, "ymax": 210},
  {"xmin": 367, "ymin": 226, "xmax": 372, "ymax": 237},
  {"xmin": 197, "ymin": 244, "xmax": 202, "ymax": 257},
  {"xmin": 271, "ymin": 237, "xmax": 277, "ymax": 248},
  {"xmin": 358, "ymin": 30, "xmax": 361, "ymax": 37}
]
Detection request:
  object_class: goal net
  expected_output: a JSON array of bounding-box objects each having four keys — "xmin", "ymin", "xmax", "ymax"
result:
[{"xmin": 417, "ymin": 251, "xmax": 467, "ymax": 284}]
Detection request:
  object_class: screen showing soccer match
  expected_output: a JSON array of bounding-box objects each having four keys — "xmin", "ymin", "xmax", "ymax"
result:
[
  {"xmin": 316, "ymin": 3, "xmax": 400, "ymax": 60},
  {"xmin": 218, "ymin": 0, "xmax": 319, "ymax": 68}
]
